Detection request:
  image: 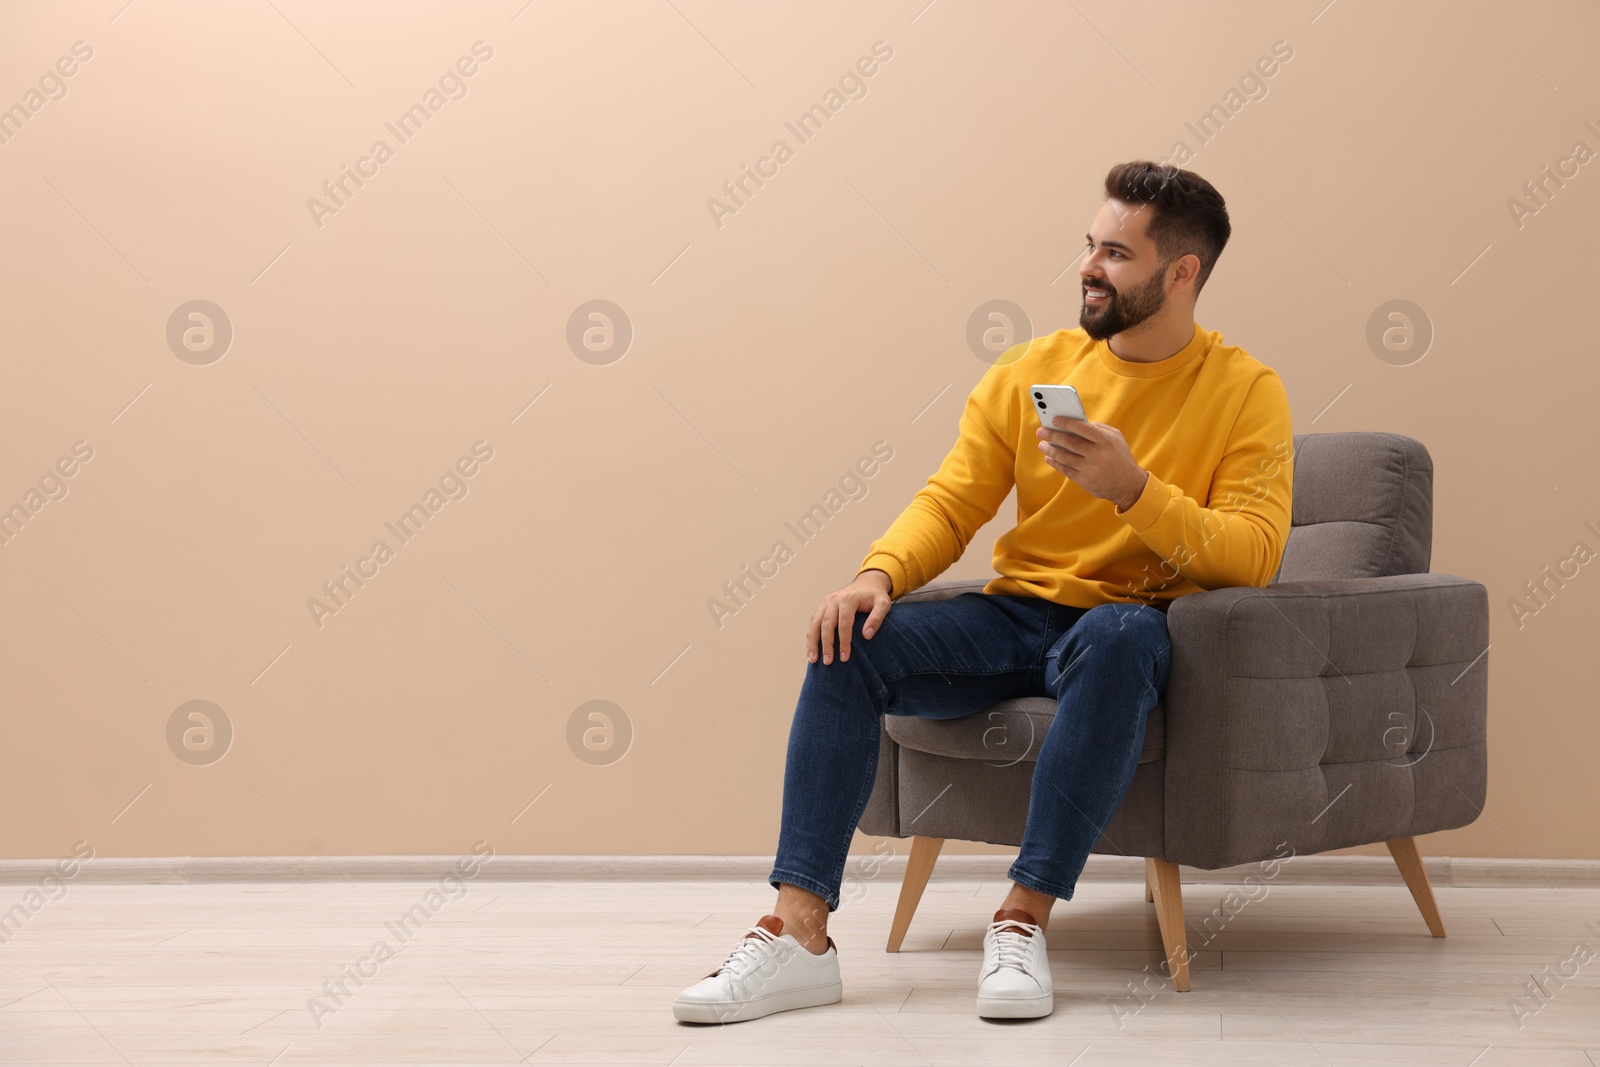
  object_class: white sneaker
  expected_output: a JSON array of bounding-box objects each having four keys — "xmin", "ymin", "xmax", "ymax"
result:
[
  {"xmin": 673, "ymin": 914, "xmax": 842, "ymax": 1024},
  {"xmin": 977, "ymin": 907, "xmax": 1054, "ymax": 1018}
]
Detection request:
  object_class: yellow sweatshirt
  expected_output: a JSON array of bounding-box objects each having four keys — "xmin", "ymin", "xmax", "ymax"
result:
[{"xmin": 859, "ymin": 321, "xmax": 1294, "ymax": 609}]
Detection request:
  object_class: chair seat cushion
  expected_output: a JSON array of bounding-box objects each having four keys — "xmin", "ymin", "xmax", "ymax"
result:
[{"xmin": 884, "ymin": 698, "xmax": 1165, "ymax": 765}]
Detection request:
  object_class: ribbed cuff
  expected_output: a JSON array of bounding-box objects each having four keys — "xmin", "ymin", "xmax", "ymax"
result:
[
  {"xmin": 1113, "ymin": 469, "xmax": 1169, "ymax": 534},
  {"xmin": 857, "ymin": 553, "xmax": 907, "ymax": 599}
]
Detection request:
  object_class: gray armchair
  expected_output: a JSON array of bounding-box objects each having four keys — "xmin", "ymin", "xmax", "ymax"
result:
[{"xmin": 856, "ymin": 431, "xmax": 1489, "ymax": 990}]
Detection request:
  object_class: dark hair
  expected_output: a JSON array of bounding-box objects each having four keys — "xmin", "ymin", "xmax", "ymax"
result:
[{"xmin": 1102, "ymin": 161, "xmax": 1230, "ymax": 294}]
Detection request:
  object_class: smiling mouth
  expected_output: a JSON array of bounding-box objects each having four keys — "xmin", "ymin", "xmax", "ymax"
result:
[{"xmin": 1084, "ymin": 287, "xmax": 1111, "ymax": 305}]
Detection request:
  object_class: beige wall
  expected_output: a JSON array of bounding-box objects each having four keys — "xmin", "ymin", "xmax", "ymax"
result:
[{"xmin": 0, "ymin": 0, "xmax": 1594, "ymax": 865}]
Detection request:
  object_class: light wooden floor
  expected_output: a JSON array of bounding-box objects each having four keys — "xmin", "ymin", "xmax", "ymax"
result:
[{"xmin": 1, "ymin": 873, "xmax": 1597, "ymax": 1065}]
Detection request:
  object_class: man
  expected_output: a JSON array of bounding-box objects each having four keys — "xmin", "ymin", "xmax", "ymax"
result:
[{"xmin": 674, "ymin": 161, "xmax": 1294, "ymax": 1023}]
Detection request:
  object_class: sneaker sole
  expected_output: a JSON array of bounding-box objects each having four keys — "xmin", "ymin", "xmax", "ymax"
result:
[
  {"xmin": 673, "ymin": 981, "xmax": 842, "ymax": 1024},
  {"xmin": 976, "ymin": 991, "xmax": 1053, "ymax": 1019}
]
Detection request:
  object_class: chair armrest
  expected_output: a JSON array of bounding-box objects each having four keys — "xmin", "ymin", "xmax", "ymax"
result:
[
  {"xmin": 1161, "ymin": 573, "xmax": 1489, "ymax": 869},
  {"xmin": 893, "ymin": 577, "xmax": 991, "ymax": 604}
]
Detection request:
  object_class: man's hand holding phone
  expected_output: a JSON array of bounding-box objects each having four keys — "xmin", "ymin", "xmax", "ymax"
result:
[
  {"xmin": 1032, "ymin": 384, "xmax": 1148, "ymax": 510},
  {"xmin": 807, "ymin": 569, "xmax": 893, "ymax": 665}
]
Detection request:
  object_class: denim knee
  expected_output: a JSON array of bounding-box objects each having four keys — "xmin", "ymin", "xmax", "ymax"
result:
[
  {"xmin": 1060, "ymin": 602, "xmax": 1166, "ymax": 651},
  {"xmin": 1046, "ymin": 602, "xmax": 1170, "ymax": 690}
]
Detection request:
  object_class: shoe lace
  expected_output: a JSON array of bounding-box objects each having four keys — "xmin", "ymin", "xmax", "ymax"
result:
[
  {"xmin": 712, "ymin": 925, "xmax": 786, "ymax": 987},
  {"xmin": 986, "ymin": 921, "xmax": 1038, "ymax": 971}
]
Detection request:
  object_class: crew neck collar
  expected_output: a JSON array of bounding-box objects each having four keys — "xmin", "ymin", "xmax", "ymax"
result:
[{"xmin": 1095, "ymin": 322, "xmax": 1208, "ymax": 378}]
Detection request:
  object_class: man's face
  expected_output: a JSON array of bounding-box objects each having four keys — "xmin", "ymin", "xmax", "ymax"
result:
[{"xmin": 1079, "ymin": 199, "xmax": 1171, "ymax": 341}]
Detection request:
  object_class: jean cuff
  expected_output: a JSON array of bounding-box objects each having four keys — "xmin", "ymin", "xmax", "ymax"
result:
[
  {"xmin": 1006, "ymin": 862, "xmax": 1075, "ymax": 903},
  {"xmin": 769, "ymin": 867, "xmax": 840, "ymax": 912}
]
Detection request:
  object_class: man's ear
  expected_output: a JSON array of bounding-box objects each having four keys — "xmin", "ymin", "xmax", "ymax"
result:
[{"xmin": 1169, "ymin": 253, "xmax": 1201, "ymax": 293}]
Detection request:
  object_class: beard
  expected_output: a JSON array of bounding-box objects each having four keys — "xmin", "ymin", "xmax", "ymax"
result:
[{"xmin": 1079, "ymin": 265, "xmax": 1169, "ymax": 341}]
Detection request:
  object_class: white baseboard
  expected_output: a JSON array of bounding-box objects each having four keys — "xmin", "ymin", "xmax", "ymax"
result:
[{"xmin": 0, "ymin": 852, "xmax": 1595, "ymax": 886}]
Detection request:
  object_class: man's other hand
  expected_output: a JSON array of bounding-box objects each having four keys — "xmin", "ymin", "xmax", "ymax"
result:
[{"xmin": 807, "ymin": 570, "xmax": 893, "ymax": 665}]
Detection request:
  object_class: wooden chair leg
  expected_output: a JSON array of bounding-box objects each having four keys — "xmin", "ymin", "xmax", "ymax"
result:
[
  {"xmin": 1386, "ymin": 837, "xmax": 1446, "ymax": 938},
  {"xmin": 1145, "ymin": 857, "xmax": 1191, "ymax": 992},
  {"xmin": 886, "ymin": 836, "xmax": 944, "ymax": 952},
  {"xmin": 1144, "ymin": 872, "xmax": 1154, "ymax": 902}
]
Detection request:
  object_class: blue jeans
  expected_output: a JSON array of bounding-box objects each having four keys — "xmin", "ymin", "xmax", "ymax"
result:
[{"xmin": 770, "ymin": 591, "xmax": 1171, "ymax": 911}]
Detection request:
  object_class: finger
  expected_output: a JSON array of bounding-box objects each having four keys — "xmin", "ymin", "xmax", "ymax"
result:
[
  {"xmin": 1040, "ymin": 440, "xmax": 1076, "ymax": 468},
  {"xmin": 820, "ymin": 605, "xmax": 837, "ymax": 664},
  {"xmin": 837, "ymin": 597, "xmax": 859, "ymax": 661},
  {"xmin": 862, "ymin": 598, "xmax": 890, "ymax": 639},
  {"xmin": 1042, "ymin": 429, "xmax": 1085, "ymax": 457},
  {"xmin": 1040, "ymin": 421, "xmax": 1079, "ymax": 443},
  {"xmin": 806, "ymin": 611, "xmax": 821, "ymax": 662},
  {"xmin": 1062, "ymin": 425, "xmax": 1095, "ymax": 449}
]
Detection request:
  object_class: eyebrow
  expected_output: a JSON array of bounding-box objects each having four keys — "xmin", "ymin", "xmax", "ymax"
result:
[{"xmin": 1086, "ymin": 233, "xmax": 1135, "ymax": 253}]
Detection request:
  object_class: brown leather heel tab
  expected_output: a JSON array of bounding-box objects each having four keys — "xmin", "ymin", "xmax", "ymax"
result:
[{"xmin": 991, "ymin": 907, "xmax": 1040, "ymax": 935}]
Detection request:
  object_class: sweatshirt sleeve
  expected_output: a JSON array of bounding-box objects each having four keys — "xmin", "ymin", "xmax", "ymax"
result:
[
  {"xmin": 1112, "ymin": 368, "xmax": 1294, "ymax": 591},
  {"xmin": 858, "ymin": 368, "xmax": 1016, "ymax": 598}
]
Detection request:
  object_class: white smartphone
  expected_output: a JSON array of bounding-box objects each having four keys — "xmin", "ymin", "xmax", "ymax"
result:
[{"xmin": 1030, "ymin": 384, "xmax": 1086, "ymax": 427}]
